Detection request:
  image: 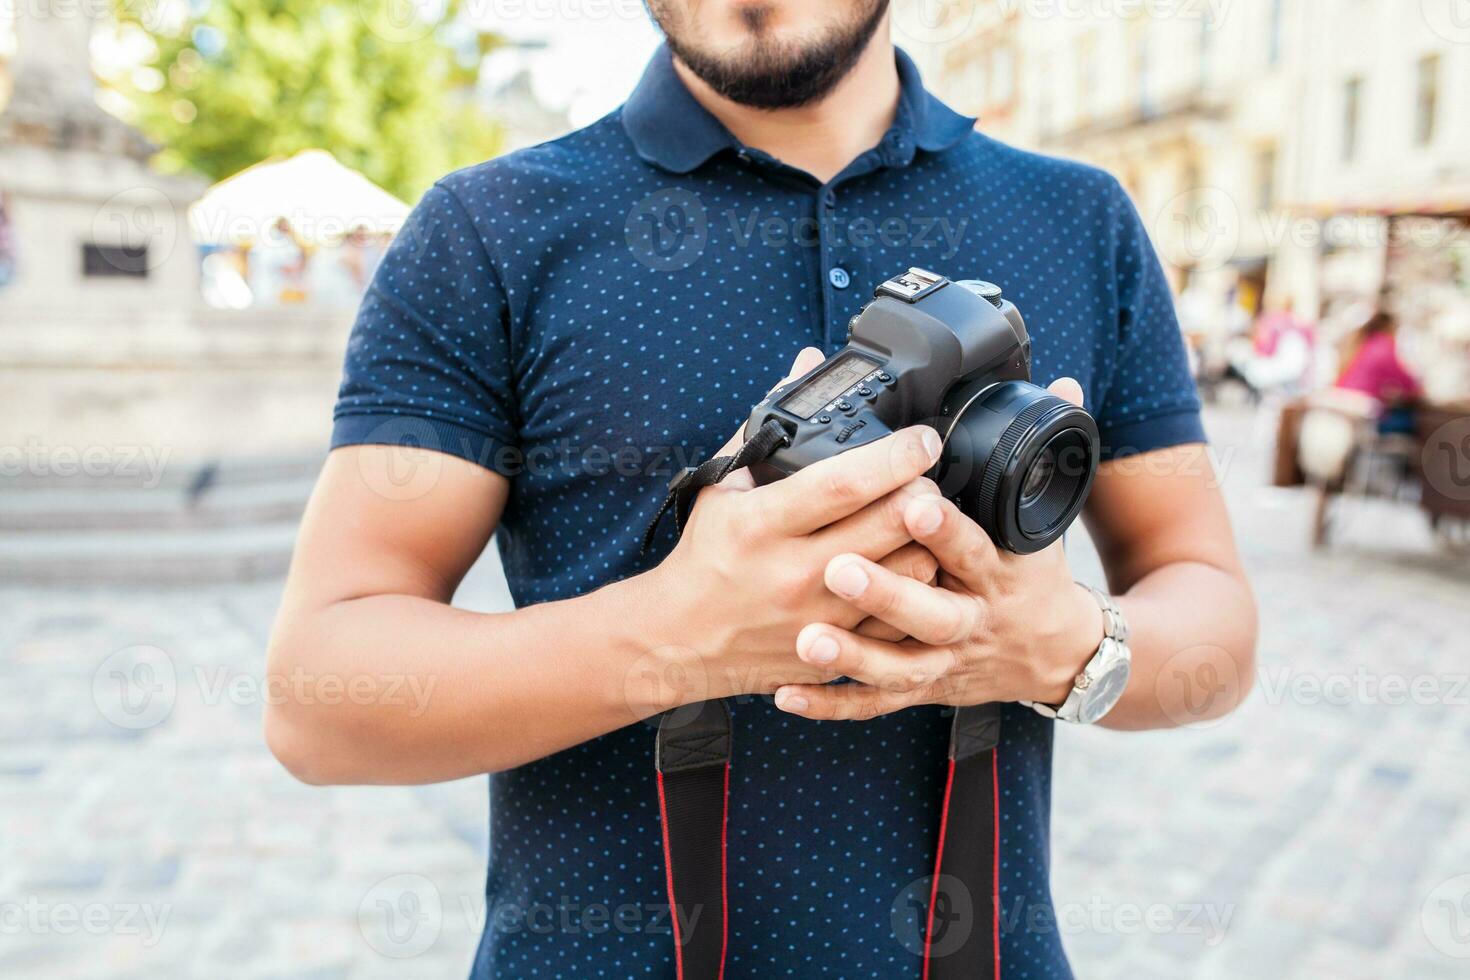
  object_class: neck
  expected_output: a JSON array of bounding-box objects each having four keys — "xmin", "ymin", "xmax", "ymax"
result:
[{"xmin": 671, "ymin": 20, "xmax": 900, "ymax": 184}]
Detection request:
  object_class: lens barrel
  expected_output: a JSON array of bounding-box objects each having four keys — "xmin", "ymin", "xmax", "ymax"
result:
[{"xmin": 934, "ymin": 380, "xmax": 1100, "ymax": 554}]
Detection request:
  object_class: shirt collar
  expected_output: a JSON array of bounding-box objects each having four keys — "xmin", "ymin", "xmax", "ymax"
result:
[{"xmin": 621, "ymin": 44, "xmax": 975, "ymax": 175}]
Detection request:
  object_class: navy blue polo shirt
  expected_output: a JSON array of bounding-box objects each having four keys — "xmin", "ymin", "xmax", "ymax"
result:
[{"xmin": 333, "ymin": 45, "xmax": 1203, "ymax": 980}]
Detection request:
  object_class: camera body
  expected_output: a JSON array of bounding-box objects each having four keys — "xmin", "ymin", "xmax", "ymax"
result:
[{"xmin": 745, "ymin": 268, "xmax": 1100, "ymax": 554}]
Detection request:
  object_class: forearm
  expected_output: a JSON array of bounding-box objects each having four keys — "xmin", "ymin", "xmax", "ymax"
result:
[
  {"xmin": 264, "ymin": 570, "xmax": 684, "ymax": 784},
  {"xmin": 1099, "ymin": 560, "xmax": 1257, "ymax": 730}
]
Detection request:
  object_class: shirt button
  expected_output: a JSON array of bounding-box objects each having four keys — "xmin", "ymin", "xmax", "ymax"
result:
[
  {"xmin": 822, "ymin": 190, "xmax": 836, "ymax": 208},
  {"xmin": 829, "ymin": 267, "xmax": 851, "ymax": 290}
]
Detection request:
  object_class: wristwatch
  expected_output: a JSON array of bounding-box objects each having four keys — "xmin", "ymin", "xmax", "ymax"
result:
[{"xmin": 1025, "ymin": 584, "xmax": 1132, "ymax": 725}]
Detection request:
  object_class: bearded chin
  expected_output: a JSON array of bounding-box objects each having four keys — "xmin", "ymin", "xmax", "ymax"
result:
[{"xmin": 656, "ymin": 1, "xmax": 890, "ymax": 110}]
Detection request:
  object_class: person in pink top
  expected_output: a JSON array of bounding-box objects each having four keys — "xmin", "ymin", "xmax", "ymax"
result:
[{"xmin": 1336, "ymin": 311, "xmax": 1422, "ymax": 434}]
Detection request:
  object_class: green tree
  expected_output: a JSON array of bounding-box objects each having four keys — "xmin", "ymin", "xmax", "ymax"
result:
[{"xmin": 109, "ymin": 0, "xmax": 502, "ymax": 203}]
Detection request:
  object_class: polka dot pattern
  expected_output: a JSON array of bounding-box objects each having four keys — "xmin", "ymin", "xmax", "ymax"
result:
[{"xmin": 332, "ymin": 46, "xmax": 1203, "ymax": 980}]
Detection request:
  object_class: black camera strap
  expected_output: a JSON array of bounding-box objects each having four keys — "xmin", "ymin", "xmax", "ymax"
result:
[
  {"xmin": 655, "ymin": 699, "xmax": 1003, "ymax": 979},
  {"xmin": 645, "ymin": 420, "xmax": 1005, "ymax": 978},
  {"xmin": 640, "ymin": 419, "xmax": 790, "ymax": 554}
]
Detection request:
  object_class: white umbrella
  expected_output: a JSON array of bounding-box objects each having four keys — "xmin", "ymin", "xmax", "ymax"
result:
[{"xmin": 189, "ymin": 149, "xmax": 411, "ymax": 246}]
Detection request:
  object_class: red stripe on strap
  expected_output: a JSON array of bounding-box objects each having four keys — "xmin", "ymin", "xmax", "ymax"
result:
[
  {"xmin": 656, "ymin": 770, "xmax": 685, "ymax": 980},
  {"xmin": 719, "ymin": 762, "xmax": 730, "ymax": 980},
  {"xmin": 921, "ymin": 758, "xmax": 958, "ymax": 980},
  {"xmin": 992, "ymin": 749, "xmax": 1001, "ymax": 980}
]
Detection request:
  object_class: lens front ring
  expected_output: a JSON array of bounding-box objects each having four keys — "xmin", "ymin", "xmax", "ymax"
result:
[{"xmin": 937, "ymin": 381, "xmax": 1100, "ymax": 554}]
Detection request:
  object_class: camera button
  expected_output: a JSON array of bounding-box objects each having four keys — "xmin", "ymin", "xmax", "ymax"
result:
[
  {"xmin": 835, "ymin": 400, "xmax": 854, "ymax": 412},
  {"xmin": 856, "ymin": 386, "xmax": 874, "ymax": 398},
  {"xmin": 817, "ymin": 414, "xmax": 832, "ymax": 424},
  {"xmin": 877, "ymin": 372, "xmax": 894, "ymax": 385}
]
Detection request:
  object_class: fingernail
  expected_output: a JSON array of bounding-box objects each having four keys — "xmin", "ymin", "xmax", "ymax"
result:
[
  {"xmin": 921, "ymin": 427, "xmax": 943, "ymax": 463},
  {"xmin": 803, "ymin": 634, "xmax": 840, "ymax": 664},
  {"xmin": 828, "ymin": 562, "xmax": 868, "ymax": 598},
  {"xmin": 777, "ymin": 690, "xmax": 809, "ymax": 712},
  {"xmin": 909, "ymin": 497, "xmax": 944, "ymax": 535}
]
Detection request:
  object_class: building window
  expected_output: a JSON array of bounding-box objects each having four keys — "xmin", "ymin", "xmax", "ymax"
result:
[
  {"xmin": 1268, "ymin": 0, "xmax": 1284, "ymax": 66},
  {"xmin": 1341, "ymin": 76, "xmax": 1362, "ymax": 163},
  {"xmin": 1415, "ymin": 54, "xmax": 1440, "ymax": 145},
  {"xmin": 1256, "ymin": 146, "xmax": 1277, "ymax": 211},
  {"xmin": 82, "ymin": 243, "xmax": 150, "ymax": 278}
]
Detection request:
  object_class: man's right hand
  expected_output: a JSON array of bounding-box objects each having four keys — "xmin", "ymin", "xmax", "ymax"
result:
[{"xmin": 642, "ymin": 349, "xmax": 944, "ymax": 706}]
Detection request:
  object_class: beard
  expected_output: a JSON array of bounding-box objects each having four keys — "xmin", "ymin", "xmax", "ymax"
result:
[{"xmin": 648, "ymin": 1, "xmax": 890, "ymax": 110}]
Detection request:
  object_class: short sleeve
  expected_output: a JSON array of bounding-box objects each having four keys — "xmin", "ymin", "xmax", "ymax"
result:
[
  {"xmin": 1095, "ymin": 180, "xmax": 1206, "ymax": 460},
  {"xmin": 330, "ymin": 183, "xmax": 520, "ymax": 474}
]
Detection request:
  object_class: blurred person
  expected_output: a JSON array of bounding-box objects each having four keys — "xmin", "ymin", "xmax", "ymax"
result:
[
  {"xmin": 1335, "ymin": 310, "xmax": 1422, "ymax": 434},
  {"xmin": 307, "ymin": 227, "xmax": 374, "ymax": 308},
  {"xmin": 247, "ymin": 216, "xmax": 304, "ymax": 306},
  {"xmin": 266, "ymin": 3, "xmax": 1257, "ymax": 977},
  {"xmin": 0, "ymin": 191, "xmax": 17, "ymax": 290},
  {"xmin": 1228, "ymin": 297, "xmax": 1316, "ymax": 400},
  {"xmin": 199, "ymin": 247, "xmax": 253, "ymax": 310}
]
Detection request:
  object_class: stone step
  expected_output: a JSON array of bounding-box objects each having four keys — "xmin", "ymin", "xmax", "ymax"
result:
[
  {"xmin": 0, "ymin": 451, "xmax": 324, "ymax": 492},
  {"xmin": 0, "ymin": 476, "xmax": 318, "ymax": 531},
  {"xmin": 0, "ymin": 522, "xmax": 301, "ymax": 586}
]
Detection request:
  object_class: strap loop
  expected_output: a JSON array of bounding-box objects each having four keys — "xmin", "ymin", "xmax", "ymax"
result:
[{"xmin": 641, "ymin": 420, "xmax": 790, "ymax": 553}]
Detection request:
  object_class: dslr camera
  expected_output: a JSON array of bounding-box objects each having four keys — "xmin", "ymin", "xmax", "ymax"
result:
[{"xmin": 745, "ymin": 268, "xmax": 1100, "ymax": 554}]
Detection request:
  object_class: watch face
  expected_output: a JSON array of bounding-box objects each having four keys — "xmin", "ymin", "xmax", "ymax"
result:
[{"xmin": 1076, "ymin": 654, "xmax": 1131, "ymax": 725}]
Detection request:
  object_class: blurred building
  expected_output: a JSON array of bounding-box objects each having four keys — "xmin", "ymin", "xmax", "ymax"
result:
[
  {"xmin": 906, "ymin": 0, "xmax": 1470, "ymax": 398},
  {"xmin": 0, "ymin": 0, "xmax": 204, "ymax": 365}
]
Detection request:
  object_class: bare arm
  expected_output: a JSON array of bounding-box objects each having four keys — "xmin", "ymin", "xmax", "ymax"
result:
[
  {"xmin": 263, "ymin": 446, "xmax": 677, "ymax": 784},
  {"xmin": 264, "ymin": 377, "xmax": 948, "ymax": 784},
  {"xmin": 1083, "ymin": 443, "xmax": 1258, "ymax": 729}
]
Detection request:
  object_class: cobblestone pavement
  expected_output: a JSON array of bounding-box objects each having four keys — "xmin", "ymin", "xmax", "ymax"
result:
[{"xmin": 2, "ymin": 403, "xmax": 1468, "ymax": 979}]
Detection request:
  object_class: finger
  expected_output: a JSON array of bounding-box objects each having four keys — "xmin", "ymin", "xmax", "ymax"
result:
[
  {"xmin": 813, "ymin": 478, "xmax": 940, "ymax": 562},
  {"xmin": 793, "ymin": 623, "xmax": 955, "ymax": 695},
  {"xmin": 854, "ymin": 617, "xmax": 906, "ymax": 642},
  {"xmin": 855, "ymin": 543, "xmax": 941, "ymax": 641},
  {"xmin": 774, "ymin": 681, "xmax": 920, "ymax": 721},
  {"xmin": 713, "ymin": 347, "xmax": 826, "ymax": 458},
  {"xmin": 824, "ymin": 553, "xmax": 978, "ymax": 646},
  {"xmin": 1048, "ymin": 376, "xmax": 1084, "ymax": 408},
  {"xmin": 903, "ymin": 493, "xmax": 1001, "ymax": 592},
  {"xmin": 759, "ymin": 425, "xmax": 944, "ymax": 536}
]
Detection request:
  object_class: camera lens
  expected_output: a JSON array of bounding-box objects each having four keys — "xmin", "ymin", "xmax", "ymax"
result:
[
  {"xmin": 935, "ymin": 380, "xmax": 1100, "ymax": 554},
  {"xmin": 1019, "ymin": 448, "xmax": 1056, "ymax": 505}
]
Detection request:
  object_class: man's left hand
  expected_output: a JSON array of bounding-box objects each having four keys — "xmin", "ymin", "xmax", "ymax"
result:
[{"xmin": 773, "ymin": 378, "xmax": 1105, "ymax": 721}]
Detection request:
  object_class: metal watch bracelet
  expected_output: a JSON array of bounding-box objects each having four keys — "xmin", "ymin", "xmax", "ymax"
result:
[{"xmin": 1022, "ymin": 583, "xmax": 1132, "ymax": 724}]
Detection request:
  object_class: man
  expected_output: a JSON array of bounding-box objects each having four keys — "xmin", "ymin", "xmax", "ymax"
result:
[{"xmin": 265, "ymin": 2, "xmax": 1257, "ymax": 976}]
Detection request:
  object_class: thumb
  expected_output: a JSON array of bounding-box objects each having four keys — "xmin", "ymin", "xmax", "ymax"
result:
[
  {"xmin": 713, "ymin": 347, "xmax": 828, "ymax": 463},
  {"xmin": 773, "ymin": 346, "xmax": 827, "ymax": 392},
  {"xmin": 1048, "ymin": 376, "xmax": 1085, "ymax": 408}
]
